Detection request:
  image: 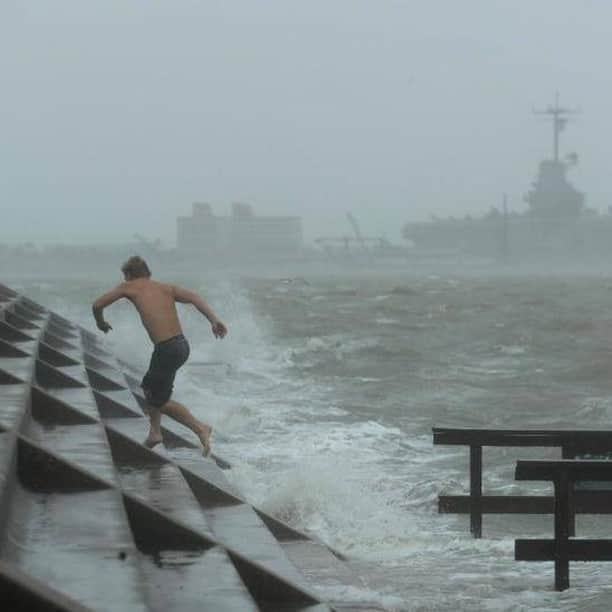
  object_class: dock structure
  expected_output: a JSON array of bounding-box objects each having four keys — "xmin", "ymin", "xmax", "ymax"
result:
[
  {"xmin": 434, "ymin": 427, "xmax": 612, "ymax": 590},
  {"xmin": 515, "ymin": 459, "xmax": 612, "ymax": 591},
  {"xmin": 433, "ymin": 427, "xmax": 612, "ymax": 538},
  {"xmin": 0, "ymin": 282, "xmax": 340, "ymax": 611}
]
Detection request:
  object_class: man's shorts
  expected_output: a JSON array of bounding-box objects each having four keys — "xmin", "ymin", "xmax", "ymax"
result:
[{"xmin": 141, "ymin": 334, "xmax": 190, "ymax": 408}]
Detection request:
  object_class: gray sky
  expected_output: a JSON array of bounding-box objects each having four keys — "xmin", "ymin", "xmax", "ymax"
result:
[{"xmin": 1, "ymin": 1, "xmax": 610, "ymax": 245}]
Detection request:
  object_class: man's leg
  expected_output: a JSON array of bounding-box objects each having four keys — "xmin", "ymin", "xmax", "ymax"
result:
[
  {"xmin": 144, "ymin": 407, "xmax": 163, "ymax": 449},
  {"xmin": 160, "ymin": 399, "xmax": 213, "ymax": 456}
]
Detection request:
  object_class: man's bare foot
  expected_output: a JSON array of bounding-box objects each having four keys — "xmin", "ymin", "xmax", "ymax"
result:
[
  {"xmin": 198, "ymin": 425, "xmax": 213, "ymax": 457},
  {"xmin": 144, "ymin": 433, "xmax": 163, "ymax": 449}
]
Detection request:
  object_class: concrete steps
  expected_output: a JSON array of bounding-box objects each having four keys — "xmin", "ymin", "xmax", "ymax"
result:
[{"xmin": 0, "ymin": 282, "xmax": 352, "ymax": 611}]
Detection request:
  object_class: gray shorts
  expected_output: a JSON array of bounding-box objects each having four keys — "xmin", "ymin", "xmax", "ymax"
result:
[{"xmin": 141, "ymin": 334, "xmax": 190, "ymax": 408}]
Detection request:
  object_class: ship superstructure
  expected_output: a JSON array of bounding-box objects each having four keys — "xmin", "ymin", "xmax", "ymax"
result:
[
  {"xmin": 401, "ymin": 95, "xmax": 612, "ymax": 262},
  {"xmin": 527, "ymin": 93, "xmax": 584, "ymax": 220}
]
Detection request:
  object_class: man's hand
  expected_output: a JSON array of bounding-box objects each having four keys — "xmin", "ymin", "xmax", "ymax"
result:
[
  {"xmin": 97, "ymin": 321, "xmax": 112, "ymax": 333},
  {"xmin": 211, "ymin": 320, "xmax": 227, "ymax": 339},
  {"xmin": 92, "ymin": 285, "xmax": 125, "ymax": 334}
]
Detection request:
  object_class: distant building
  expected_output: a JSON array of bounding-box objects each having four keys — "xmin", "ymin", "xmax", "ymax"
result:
[
  {"xmin": 177, "ymin": 203, "xmax": 219, "ymax": 253},
  {"xmin": 177, "ymin": 202, "xmax": 303, "ymax": 257}
]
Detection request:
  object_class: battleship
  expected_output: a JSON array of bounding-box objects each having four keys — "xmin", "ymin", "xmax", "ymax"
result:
[{"xmin": 402, "ymin": 95, "xmax": 612, "ymax": 264}]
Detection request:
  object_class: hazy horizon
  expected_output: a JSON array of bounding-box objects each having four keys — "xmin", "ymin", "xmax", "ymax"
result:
[{"xmin": 2, "ymin": 1, "xmax": 611, "ymax": 246}]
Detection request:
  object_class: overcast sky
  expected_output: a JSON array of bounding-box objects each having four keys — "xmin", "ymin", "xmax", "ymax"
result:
[{"xmin": 1, "ymin": 1, "xmax": 610, "ymax": 245}]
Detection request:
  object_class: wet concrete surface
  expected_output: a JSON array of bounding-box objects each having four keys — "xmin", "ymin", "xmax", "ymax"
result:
[
  {"xmin": 4, "ymin": 311, "xmax": 41, "ymax": 332},
  {"xmin": 38, "ymin": 343, "xmax": 81, "ymax": 367},
  {"xmin": 5, "ymin": 484, "xmax": 148, "ymax": 612},
  {"xmin": 27, "ymin": 422, "xmax": 119, "ymax": 486},
  {"xmin": 39, "ymin": 388, "xmax": 101, "ymax": 422},
  {"xmin": 0, "ymin": 321, "xmax": 36, "ymax": 344},
  {"xmin": 138, "ymin": 546, "xmax": 259, "ymax": 612},
  {"xmin": 1, "ymin": 357, "xmax": 34, "ymax": 384},
  {"xmin": 41, "ymin": 331, "xmax": 80, "ymax": 354},
  {"xmin": 205, "ymin": 503, "xmax": 313, "ymax": 588},
  {"xmin": 0, "ymin": 431, "xmax": 15, "ymax": 496},
  {"xmin": 0, "ymin": 338, "xmax": 30, "ymax": 358},
  {"xmin": 117, "ymin": 463, "xmax": 215, "ymax": 538},
  {"xmin": 35, "ymin": 360, "xmax": 87, "ymax": 390},
  {"xmin": 95, "ymin": 388, "xmax": 144, "ymax": 416},
  {"xmin": 0, "ymin": 384, "xmax": 29, "ymax": 431},
  {"xmin": 54, "ymin": 365, "xmax": 90, "ymax": 387},
  {"xmin": 0, "ymin": 287, "xmax": 352, "ymax": 611},
  {"xmin": 174, "ymin": 452, "xmax": 244, "ymax": 496}
]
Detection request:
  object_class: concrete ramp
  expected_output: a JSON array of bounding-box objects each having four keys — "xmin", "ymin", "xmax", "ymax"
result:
[{"xmin": 0, "ymin": 282, "xmax": 344, "ymax": 611}]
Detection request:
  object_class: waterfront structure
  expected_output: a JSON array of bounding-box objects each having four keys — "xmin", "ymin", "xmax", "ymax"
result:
[{"xmin": 177, "ymin": 202, "xmax": 303, "ymax": 258}]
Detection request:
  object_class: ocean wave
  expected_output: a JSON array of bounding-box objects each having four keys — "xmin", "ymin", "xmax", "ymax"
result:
[{"xmin": 494, "ymin": 344, "xmax": 528, "ymax": 356}]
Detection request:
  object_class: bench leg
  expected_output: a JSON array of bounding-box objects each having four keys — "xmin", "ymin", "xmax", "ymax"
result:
[
  {"xmin": 470, "ymin": 445, "xmax": 483, "ymax": 538},
  {"xmin": 567, "ymin": 481, "xmax": 576, "ymax": 538},
  {"xmin": 561, "ymin": 445, "xmax": 576, "ymax": 537},
  {"xmin": 554, "ymin": 472, "xmax": 570, "ymax": 591}
]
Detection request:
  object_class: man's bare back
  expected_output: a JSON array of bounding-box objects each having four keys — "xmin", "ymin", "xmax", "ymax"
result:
[
  {"xmin": 93, "ymin": 277, "xmax": 227, "ymax": 343},
  {"xmin": 121, "ymin": 278, "xmax": 184, "ymax": 343}
]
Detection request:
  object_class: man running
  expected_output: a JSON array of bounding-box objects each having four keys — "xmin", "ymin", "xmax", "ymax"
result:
[{"xmin": 92, "ymin": 255, "xmax": 227, "ymax": 456}]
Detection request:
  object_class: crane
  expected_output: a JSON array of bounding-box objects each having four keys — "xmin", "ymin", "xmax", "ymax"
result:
[{"xmin": 346, "ymin": 212, "xmax": 368, "ymax": 253}]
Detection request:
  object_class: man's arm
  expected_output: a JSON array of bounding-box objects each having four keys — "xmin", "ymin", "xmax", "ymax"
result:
[
  {"xmin": 172, "ymin": 285, "xmax": 228, "ymax": 338},
  {"xmin": 92, "ymin": 284, "xmax": 126, "ymax": 333}
]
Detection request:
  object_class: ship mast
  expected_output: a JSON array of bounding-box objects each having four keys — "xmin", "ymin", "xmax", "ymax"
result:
[{"xmin": 533, "ymin": 92, "xmax": 579, "ymax": 163}]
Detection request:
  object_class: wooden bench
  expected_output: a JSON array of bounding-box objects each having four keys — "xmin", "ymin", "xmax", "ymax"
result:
[
  {"xmin": 515, "ymin": 459, "xmax": 612, "ymax": 591},
  {"xmin": 433, "ymin": 428, "xmax": 612, "ymax": 537}
]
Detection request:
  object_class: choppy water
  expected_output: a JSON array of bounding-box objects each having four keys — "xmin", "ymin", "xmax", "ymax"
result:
[{"xmin": 12, "ymin": 271, "xmax": 612, "ymax": 611}]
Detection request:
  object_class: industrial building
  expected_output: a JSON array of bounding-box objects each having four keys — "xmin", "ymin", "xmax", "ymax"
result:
[{"xmin": 177, "ymin": 203, "xmax": 303, "ymax": 258}]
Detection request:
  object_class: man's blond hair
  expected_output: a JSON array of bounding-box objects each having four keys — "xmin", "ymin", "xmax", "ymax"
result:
[{"xmin": 121, "ymin": 256, "xmax": 151, "ymax": 279}]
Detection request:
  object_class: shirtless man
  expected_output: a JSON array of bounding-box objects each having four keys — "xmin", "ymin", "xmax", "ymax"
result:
[{"xmin": 92, "ymin": 256, "xmax": 227, "ymax": 456}]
